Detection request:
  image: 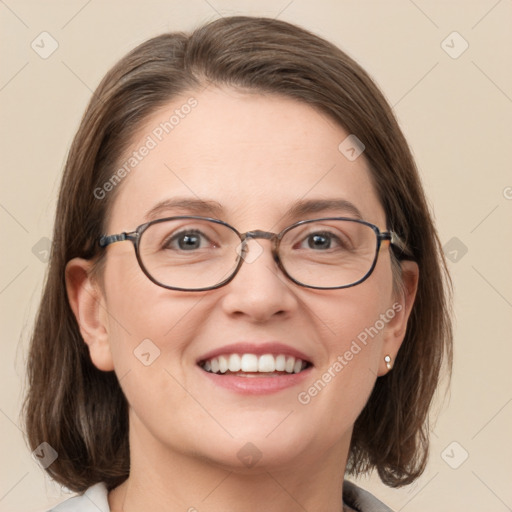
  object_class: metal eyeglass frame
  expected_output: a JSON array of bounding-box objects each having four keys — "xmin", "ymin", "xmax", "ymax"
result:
[{"xmin": 98, "ymin": 215, "xmax": 411, "ymax": 292}]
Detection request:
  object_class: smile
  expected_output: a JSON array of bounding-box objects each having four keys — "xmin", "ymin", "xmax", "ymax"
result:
[{"xmin": 199, "ymin": 353, "xmax": 312, "ymax": 376}]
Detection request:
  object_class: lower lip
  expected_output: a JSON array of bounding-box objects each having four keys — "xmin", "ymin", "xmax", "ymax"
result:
[{"xmin": 198, "ymin": 366, "xmax": 313, "ymax": 395}]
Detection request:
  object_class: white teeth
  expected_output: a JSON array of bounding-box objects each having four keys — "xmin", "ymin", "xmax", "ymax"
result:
[
  {"xmin": 285, "ymin": 356, "xmax": 295, "ymax": 373},
  {"xmin": 228, "ymin": 354, "xmax": 241, "ymax": 372},
  {"xmin": 200, "ymin": 353, "xmax": 309, "ymax": 375},
  {"xmin": 218, "ymin": 355, "xmax": 229, "ymax": 373},
  {"xmin": 275, "ymin": 354, "xmax": 286, "ymax": 371},
  {"xmin": 241, "ymin": 354, "xmax": 259, "ymax": 372},
  {"xmin": 258, "ymin": 354, "xmax": 275, "ymax": 372}
]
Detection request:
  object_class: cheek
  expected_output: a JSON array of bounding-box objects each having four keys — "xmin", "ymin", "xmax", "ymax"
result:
[
  {"xmin": 101, "ymin": 251, "xmax": 205, "ymax": 371},
  {"xmin": 100, "ymin": 265, "xmax": 208, "ymax": 438},
  {"xmin": 301, "ymin": 267, "xmax": 394, "ymax": 406},
  {"xmin": 310, "ymin": 273, "xmax": 393, "ymax": 356}
]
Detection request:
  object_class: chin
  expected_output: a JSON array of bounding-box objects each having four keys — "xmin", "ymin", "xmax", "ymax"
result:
[{"xmin": 192, "ymin": 425, "xmax": 317, "ymax": 472}]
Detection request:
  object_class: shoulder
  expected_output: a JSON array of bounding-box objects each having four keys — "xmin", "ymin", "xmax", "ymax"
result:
[
  {"xmin": 48, "ymin": 483, "xmax": 110, "ymax": 512},
  {"xmin": 343, "ymin": 480, "xmax": 394, "ymax": 512}
]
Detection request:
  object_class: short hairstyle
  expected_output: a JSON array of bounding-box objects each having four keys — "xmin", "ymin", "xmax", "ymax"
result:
[{"xmin": 24, "ymin": 16, "xmax": 452, "ymax": 492}]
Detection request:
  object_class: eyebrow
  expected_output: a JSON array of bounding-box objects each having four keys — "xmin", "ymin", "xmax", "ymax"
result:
[
  {"xmin": 285, "ymin": 198, "xmax": 363, "ymax": 221},
  {"xmin": 143, "ymin": 197, "xmax": 363, "ymax": 223},
  {"xmin": 144, "ymin": 198, "xmax": 224, "ymax": 221}
]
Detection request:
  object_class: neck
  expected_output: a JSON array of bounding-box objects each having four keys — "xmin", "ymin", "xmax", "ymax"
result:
[{"xmin": 109, "ymin": 418, "xmax": 350, "ymax": 512}]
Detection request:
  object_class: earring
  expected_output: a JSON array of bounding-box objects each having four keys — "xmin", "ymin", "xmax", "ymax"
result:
[{"xmin": 384, "ymin": 355, "xmax": 392, "ymax": 371}]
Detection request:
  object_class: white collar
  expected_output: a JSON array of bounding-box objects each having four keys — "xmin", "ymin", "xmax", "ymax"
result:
[{"xmin": 50, "ymin": 482, "xmax": 109, "ymax": 512}]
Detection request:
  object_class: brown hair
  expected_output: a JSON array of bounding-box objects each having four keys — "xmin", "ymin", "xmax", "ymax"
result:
[{"xmin": 24, "ymin": 16, "xmax": 452, "ymax": 491}]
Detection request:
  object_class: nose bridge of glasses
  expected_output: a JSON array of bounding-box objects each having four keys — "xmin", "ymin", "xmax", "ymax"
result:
[
  {"xmin": 242, "ymin": 230, "xmax": 275, "ymax": 242},
  {"xmin": 238, "ymin": 230, "xmax": 279, "ymax": 261}
]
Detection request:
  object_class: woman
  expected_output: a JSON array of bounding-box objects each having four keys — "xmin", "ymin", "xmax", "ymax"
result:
[{"xmin": 24, "ymin": 16, "xmax": 452, "ymax": 512}]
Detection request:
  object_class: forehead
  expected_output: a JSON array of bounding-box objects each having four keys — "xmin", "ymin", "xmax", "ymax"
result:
[{"xmin": 107, "ymin": 87, "xmax": 385, "ymax": 232}]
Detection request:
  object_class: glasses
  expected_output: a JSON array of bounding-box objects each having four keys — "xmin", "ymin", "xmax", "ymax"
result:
[{"xmin": 98, "ymin": 216, "xmax": 409, "ymax": 292}]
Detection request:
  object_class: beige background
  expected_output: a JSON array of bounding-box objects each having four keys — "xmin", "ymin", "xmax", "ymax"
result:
[{"xmin": 1, "ymin": 1, "xmax": 511, "ymax": 511}]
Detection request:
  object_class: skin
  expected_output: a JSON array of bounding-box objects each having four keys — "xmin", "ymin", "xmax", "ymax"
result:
[{"xmin": 66, "ymin": 87, "xmax": 418, "ymax": 512}]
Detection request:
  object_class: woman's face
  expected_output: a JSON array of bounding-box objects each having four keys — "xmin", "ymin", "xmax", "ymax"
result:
[{"xmin": 72, "ymin": 87, "xmax": 415, "ymax": 473}]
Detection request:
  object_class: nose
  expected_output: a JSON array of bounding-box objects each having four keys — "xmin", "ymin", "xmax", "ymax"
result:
[{"xmin": 220, "ymin": 238, "xmax": 299, "ymax": 323}]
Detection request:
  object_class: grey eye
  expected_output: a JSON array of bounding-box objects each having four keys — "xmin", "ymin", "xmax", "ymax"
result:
[
  {"xmin": 165, "ymin": 230, "xmax": 209, "ymax": 251},
  {"xmin": 307, "ymin": 233, "xmax": 332, "ymax": 250}
]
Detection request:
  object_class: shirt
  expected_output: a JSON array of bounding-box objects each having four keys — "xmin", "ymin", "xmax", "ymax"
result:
[{"xmin": 49, "ymin": 480, "xmax": 393, "ymax": 512}]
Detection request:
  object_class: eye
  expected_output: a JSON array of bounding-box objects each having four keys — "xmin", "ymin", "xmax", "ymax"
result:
[
  {"xmin": 296, "ymin": 230, "xmax": 348, "ymax": 251},
  {"xmin": 306, "ymin": 232, "xmax": 334, "ymax": 250},
  {"xmin": 164, "ymin": 229, "xmax": 213, "ymax": 251}
]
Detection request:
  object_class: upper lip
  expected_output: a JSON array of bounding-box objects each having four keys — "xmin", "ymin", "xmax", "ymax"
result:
[{"xmin": 196, "ymin": 342, "xmax": 313, "ymax": 365}]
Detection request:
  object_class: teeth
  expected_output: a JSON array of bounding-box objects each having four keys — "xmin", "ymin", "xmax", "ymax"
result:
[
  {"xmin": 200, "ymin": 353, "xmax": 309, "ymax": 375},
  {"xmin": 275, "ymin": 354, "xmax": 286, "ymax": 371},
  {"xmin": 228, "ymin": 354, "xmax": 241, "ymax": 372},
  {"xmin": 241, "ymin": 354, "xmax": 258, "ymax": 372},
  {"xmin": 285, "ymin": 356, "xmax": 295, "ymax": 373},
  {"xmin": 218, "ymin": 355, "xmax": 228, "ymax": 373},
  {"xmin": 258, "ymin": 354, "xmax": 275, "ymax": 372}
]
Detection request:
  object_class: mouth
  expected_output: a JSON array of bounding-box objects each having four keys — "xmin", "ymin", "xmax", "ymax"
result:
[{"xmin": 198, "ymin": 353, "xmax": 313, "ymax": 377}]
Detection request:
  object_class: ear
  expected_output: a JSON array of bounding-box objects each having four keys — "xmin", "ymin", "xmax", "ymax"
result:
[
  {"xmin": 65, "ymin": 258, "xmax": 114, "ymax": 371},
  {"xmin": 378, "ymin": 260, "xmax": 419, "ymax": 376}
]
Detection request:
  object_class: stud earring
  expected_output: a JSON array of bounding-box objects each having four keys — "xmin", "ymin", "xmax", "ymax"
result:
[{"xmin": 384, "ymin": 355, "xmax": 392, "ymax": 371}]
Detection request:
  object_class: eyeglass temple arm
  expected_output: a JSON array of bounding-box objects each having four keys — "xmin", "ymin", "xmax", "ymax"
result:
[
  {"xmin": 98, "ymin": 232, "xmax": 137, "ymax": 248},
  {"xmin": 386, "ymin": 231, "xmax": 413, "ymax": 259}
]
